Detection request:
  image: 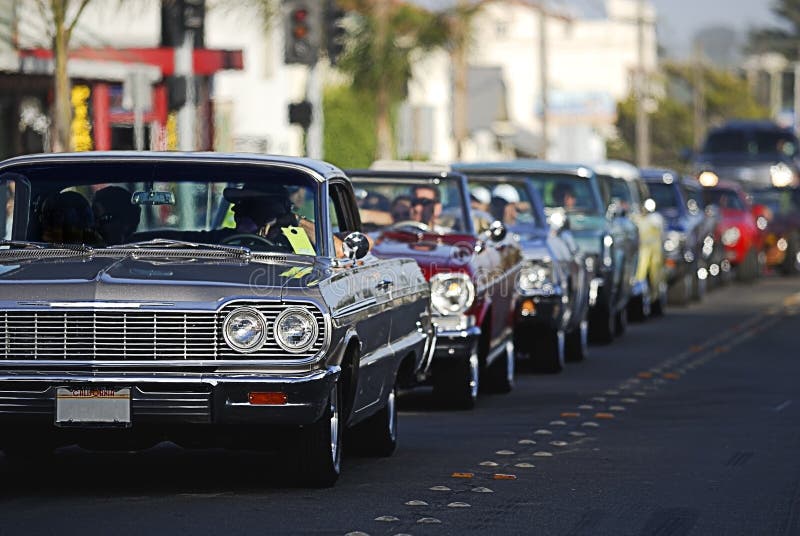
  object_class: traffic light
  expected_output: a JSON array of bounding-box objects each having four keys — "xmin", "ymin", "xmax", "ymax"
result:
[
  {"xmin": 284, "ymin": 1, "xmax": 320, "ymax": 65},
  {"xmin": 324, "ymin": 0, "xmax": 347, "ymax": 66},
  {"xmin": 160, "ymin": 0, "xmax": 205, "ymax": 48},
  {"xmin": 288, "ymin": 101, "xmax": 313, "ymax": 130}
]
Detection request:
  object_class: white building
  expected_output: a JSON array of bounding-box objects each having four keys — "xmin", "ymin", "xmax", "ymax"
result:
[{"xmin": 402, "ymin": 0, "xmax": 658, "ymax": 163}]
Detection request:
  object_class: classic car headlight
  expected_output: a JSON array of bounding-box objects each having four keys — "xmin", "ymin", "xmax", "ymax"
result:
[
  {"xmin": 274, "ymin": 307, "xmax": 319, "ymax": 352},
  {"xmin": 584, "ymin": 254, "xmax": 597, "ymax": 273},
  {"xmin": 518, "ymin": 262, "xmax": 552, "ymax": 292},
  {"xmin": 721, "ymin": 227, "xmax": 741, "ymax": 246},
  {"xmin": 663, "ymin": 231, "xmax": 685, "ymax": 254},
  {"xmin": 430, "ymin": 273, "xmax": 475, "ymax": 316},
  {"xmin": 223, "ymin": 307, "xmax": 267, "ymax": 353},
  {"xmin": 770, "ymin": 162, "xmax": 794, "ymax": 187},
  {"xmin": 602, "ymin": 234, "xmax": 613, "ymax": 268}
]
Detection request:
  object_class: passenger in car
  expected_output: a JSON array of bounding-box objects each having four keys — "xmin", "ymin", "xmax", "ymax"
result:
[
  {"xmin": 92, "ymin": 186, "xmax": 141, "ymax": 245},
  {"xmin": 39, "ymin": 190, "xmax": 102, "ymax": 245}
]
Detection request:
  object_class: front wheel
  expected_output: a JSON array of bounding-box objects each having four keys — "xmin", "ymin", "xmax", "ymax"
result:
[
  {"xmin": 565, "ymin": 318, "xmax": 588, "ymax": 362},
  {"xmin": 589, "ymin": 304, "xmax": 615, "ymax": 344},
  {"xmin": 351, "ymin": 381, "xmax": 398, "ymax": 457},
  {"xmin": 486, "ymin": 341, "xmax": 515, "ymax": 392},
  {"xmin": 736, "ymin": 248, "xmax": 759, "ymax": 283},
  {"xmin": 297, "ymin": 382, "xmax": 342, "ymax": 488},
  {"xmin": 433, "ymin": 352, "xmax": 479, "ymax": 410}
]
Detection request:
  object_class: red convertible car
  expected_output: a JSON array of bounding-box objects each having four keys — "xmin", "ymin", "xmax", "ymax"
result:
[{"xmin": 348, "ymin": 169, "xmax": 523, "ymax": 409}]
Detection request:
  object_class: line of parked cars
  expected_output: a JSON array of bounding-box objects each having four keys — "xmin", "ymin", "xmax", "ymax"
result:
[{"xmin": 0, "ymin": 151, "xmax": 793, "ymax": 488}]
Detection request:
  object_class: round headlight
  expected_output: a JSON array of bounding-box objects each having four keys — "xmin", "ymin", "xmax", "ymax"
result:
[
  {"xmin": 274, "ymin": 307, "xmax": 318, "ymax": 352},
  {"xmin": 518, "ymin": 263, "xmax": 551, "ymax": 291},
  {"xmin": 770, "ymin": 162, "xmax": 794, "ymax": 187},
  {"xmin": 223, "ymin": 307, "xmax": 267, "ymax": 353},
  {"xmin": 430, "ymin": 273, "xmax": 475, "ymax": 316},
  {"xmin": 721, "ymin": 227, "xmax": 741, "ymax": 246}
]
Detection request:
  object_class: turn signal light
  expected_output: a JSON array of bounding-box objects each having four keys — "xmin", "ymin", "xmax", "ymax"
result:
[
  {"xmin": 248, "ymin": 392, "xmax": 288, "ymax": 405},
  {"xmin": 521, "ymin": 299, "xmax": 536, "ymax": 316}
]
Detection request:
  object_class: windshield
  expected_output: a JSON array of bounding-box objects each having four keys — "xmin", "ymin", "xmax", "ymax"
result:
[
  {"xmin": 703, "ymin": 188, "xmax": 746, "ymax": 211},
  {"xmin": 527, "ymin": 173, "xmax": 601, "ymax": 216},
  {"xmin": 0, "ymin": 161, "xmax": 321, "ymax": 256},
  {"xmin": 703, "ymin": 129, "xmax": 799, "ymax": 158},
  {"xmin": 647, "ymin": 182, "xmax": 681, "ymax": 216},
  {"xmin": 597, "ymin": 175, "xmax": 633, "ymax": 209},
  {"xmin": 466, "ymin": 178, "xmax": 544, "ymax": 232},
  {"xmin": 751, "ymin": 188, "xmax": 800, "ymax": 216},
  {"xmin": 351, "ymin": 176, "xmax": 470, "ymax": 235}
]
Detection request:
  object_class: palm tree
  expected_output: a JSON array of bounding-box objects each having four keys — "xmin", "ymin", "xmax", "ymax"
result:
[{"xmin": 338, "ymin": 0, "xmax": 450, "ymax": 160}]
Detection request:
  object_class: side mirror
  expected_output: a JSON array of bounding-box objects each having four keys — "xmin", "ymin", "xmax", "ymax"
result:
[
  {"xmin": 487, "ymin": 220, "xmax": 507, "ymax": 242},
  {"xmin": 342, "ymin": 231, "xmax": 370, "ymax": 260},
  {"xmin": 548, "ymin": 208, "xmax": 569, "ymax": 232}
]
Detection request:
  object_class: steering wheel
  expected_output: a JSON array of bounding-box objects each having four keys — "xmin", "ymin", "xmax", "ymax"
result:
[
  {"xmin": 390, "ymin": 220, "xmax": 431, "ymax": 232},
  {"xmin": 221, "ymin": 233, "xmax": 277, "ymax": 249}
]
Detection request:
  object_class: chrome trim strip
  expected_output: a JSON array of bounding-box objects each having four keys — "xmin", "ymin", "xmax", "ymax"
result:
[
  {"xmin": 0, "ymin": 366, "xmax": 341, "ymax": 385},
  {"xmin": 331, "ymin": 298, "xmax": 377, "ymax": 319}
]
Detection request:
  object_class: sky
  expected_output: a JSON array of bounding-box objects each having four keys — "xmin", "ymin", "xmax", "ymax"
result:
[{"xmin": 651, "ymin": 0, "xmax": 781, "ymax": 58}]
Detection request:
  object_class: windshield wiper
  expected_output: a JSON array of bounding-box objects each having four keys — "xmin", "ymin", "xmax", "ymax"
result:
[
  {"xmin": 107, "ymin": 238, "xmax": 252, "ymax": 257},
  {"xmin": 0, "ymin": 239, "xmax": 48, "ymax": 249}
]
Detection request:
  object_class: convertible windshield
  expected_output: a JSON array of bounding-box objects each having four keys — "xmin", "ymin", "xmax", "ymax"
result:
[
  {"xmin": 351, "ymin": 176, "xmax": 470, "ymax": 235},
  {"xmin": 0, "ymin": 161, "xmax": 320, "ymax": 256},
  {"xmin": 703, "ymin": 130, "xmax": 799, "ymax": 158},
  {"xmin": 527, "ymin": 173, "xmax": 601, "ymax": 215}
]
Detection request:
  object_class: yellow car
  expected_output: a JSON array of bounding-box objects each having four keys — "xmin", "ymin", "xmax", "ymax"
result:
[{"xmin": 594, "ymin": 161, "xmax": 667, "ymax": 321}]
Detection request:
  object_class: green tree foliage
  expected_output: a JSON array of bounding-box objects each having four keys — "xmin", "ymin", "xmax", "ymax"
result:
[
  {"xmin": 323, "ymin": 84, "xmax": 377, "ymax": 169},
  {"xmin": 748, "ymin": 0, "xmax": 800, "ymax": 58},
  {"xmin": 609, "ymin": 63, "xmax": 768, "ymax": 170},
  {"xmin": 337, "ymin": 0, "xmax": 450, "ymax": 160}
]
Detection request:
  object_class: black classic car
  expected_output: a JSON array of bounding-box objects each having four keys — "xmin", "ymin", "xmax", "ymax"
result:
[
  {"xmin": 348, "ymin": 168, "xmax": 523, "ymax": 408},
  {"xmin": 457, "ymin": 161, "xmax": 630, "ymax": 344},
  {"xmin": 455, "ymin": 168, "xmax": 590, "ymax": 373},
  {"xmin": 689, "ymin": 120, "xmax": 800, "ymax": 190},
  {"xmin": 0, "ymin": 152, "xmax": 434, "ymax": 487}
]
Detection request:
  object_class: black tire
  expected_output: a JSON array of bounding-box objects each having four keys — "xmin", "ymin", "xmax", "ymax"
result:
[
  {"xmin": 651, "ymin": 283, "xmax": 667, "ymax": 317},
  {"xmin": 736, "ymin": 248, "xmax": 759, "ymax": 283},
  {"xmin": 614, "ymin": 305, "xmax": 627, "ymax": 337},
  {"xmin": 667, "ymin": 271, "xmax": 691, "ymax": 306},
  {"xmin": 780, "ymin": 238, "xmax": 800, "ymax": 276},
  {"xmin": 564, "ymin": 318, "xmax": 588, "ymax": 363},
  {"xmin": 352, "ymin": 381, "xmax": 398, "ymax": 457},
  {"xmin": 297, "ymin": 381, "xmax": 342, "ymax": 488},
  {"xmin": 691, "ymin": 264, "xmax": 706, "ymax": 302},
  {"xmin": 486, "ymin": 341, "xmax": 515, "ymax": 391},
  {"xmin": 627, "ymin": 291, "xmax": 650, "ymax": 323},
  {"xmin": 433, "ymin": 352, "xmax": 479, "ymax": 410},
  {"xmin": 588, "ymin": 304, "xmax": 615, "ymax": 345},
  {"xmin": 530, "ymin": 329, "xmax": 564, "ymax": 373}
]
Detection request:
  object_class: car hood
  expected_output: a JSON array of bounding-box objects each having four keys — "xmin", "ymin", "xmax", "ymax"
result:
[
  {"xmin": 0, "ymin": 253, "xmax": 327, "ymax": 305},
  {"xmin": 371, "ymin": 231, "xmax": 476, "ymax": 279}
]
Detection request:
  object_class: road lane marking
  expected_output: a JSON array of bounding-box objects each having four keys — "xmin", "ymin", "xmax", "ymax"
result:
[
  {"xmin": 774, "ymin": 400, "xmax": 792, "ymax": 412},
  {"xmin": 430, "ymin": 486, "xmax": 451, "ymax": 491},
  {"xmin": 448, "ymin": 502, "xmax": 471, "ymax": 508},
  {"xmin": 375, "ymin": 516, "xmax": 400, "ymax": 522},
  {"xmin": 471, "ymin": 487, "xmax": 494, "ymax": 493},
  {"xmin": 417, "ymin": 517, "xmax": 442, "ymax": 524},
  {"xmin": 495, "ymin": 450, "xmax": 515, "ymax": 455},
  {"xmin": 405, "ymin": 500, "xmax": 428, "ymax": 506}
]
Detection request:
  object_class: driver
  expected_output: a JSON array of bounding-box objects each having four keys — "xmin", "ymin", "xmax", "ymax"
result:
[
  {"xmin": 553, "ymin": 183, "xmax": 577, "ymax": 211},
  {"xmin": 408, "ymin": 184, "xmax": 442, "ymax": 229}
]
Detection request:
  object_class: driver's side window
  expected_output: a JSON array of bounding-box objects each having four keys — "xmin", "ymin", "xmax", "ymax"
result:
[{"xmin": 328, "ymin": 197, "xmax": 340, "ymax": 234}]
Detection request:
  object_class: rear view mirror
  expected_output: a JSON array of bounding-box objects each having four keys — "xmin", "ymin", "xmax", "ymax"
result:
[{"xmin": 132, "ymin": 190, "xmax": 175, "ymax": 206}]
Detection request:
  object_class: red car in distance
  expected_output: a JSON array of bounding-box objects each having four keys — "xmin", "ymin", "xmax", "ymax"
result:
[{"xmin": 701, "ymin": 178, "xmax": 762, "ymax": 281}]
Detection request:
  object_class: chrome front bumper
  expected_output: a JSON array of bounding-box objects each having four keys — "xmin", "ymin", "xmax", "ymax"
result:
[{"xmin": 0, "ymin": 367, "xmax": 340, "ymax": 427}]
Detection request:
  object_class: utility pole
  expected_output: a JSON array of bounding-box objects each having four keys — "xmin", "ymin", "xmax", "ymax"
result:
[
  {"xmin": 692, "ymin": 41, "xmax": 706, "ymax": 150},
  {"xmin": 452, "ymin": 0, "xmax": 469, "ymax": 160},
  {"xmin": 538, "ymin": 7, "xmax": 549, "ymax": 159},
  {"xmin": 306, "ymin": 61, "xmax": 323, "ymax": 159},
  {"xmin": 175, "ymin": 29, "xmax": 195, "ymax": 152},
  {"xmin": 634, "ymin": 0, "xmax": 650, "ymax": 167},
  {"xmin": 795, "ymin": 45, "xmax": 800, "ymax": 137}
]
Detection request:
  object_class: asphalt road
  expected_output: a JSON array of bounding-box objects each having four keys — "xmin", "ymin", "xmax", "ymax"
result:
[{"xmin": 1, "ymin": 276, "xmax": 799, "ymax": 536}]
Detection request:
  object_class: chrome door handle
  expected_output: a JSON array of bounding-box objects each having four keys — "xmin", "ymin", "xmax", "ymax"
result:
[{"xmin": 375, "ymin": 279, "xmax": 394, "ymax": 291}]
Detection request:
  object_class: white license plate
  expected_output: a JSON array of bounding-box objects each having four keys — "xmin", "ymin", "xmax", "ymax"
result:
[{"xmin": 56, "ymin": 387, "xmax": 131, "ymax": 427}]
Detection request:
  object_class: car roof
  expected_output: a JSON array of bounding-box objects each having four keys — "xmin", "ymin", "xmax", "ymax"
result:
[
  {"xmin": 640, "ymin": 168, "xmax": 680, "ymax": 184},
  {"xmin": 346, "ymin": 168, "xmax": 466, "ymax": 181},
  {"xmin": 453, "ymin": 160, "xmax": 595, "ymax": 178},
  {"xmin": 711, "ymin": 119, "xmax": 792, "ymax": 133},
  {"xmin": 0, "ymin": 151, "xmax": 346, "ymax": 183},
  {"xmin": 591, "ymin": 160, "xmax": 640, "ymax": 181}
]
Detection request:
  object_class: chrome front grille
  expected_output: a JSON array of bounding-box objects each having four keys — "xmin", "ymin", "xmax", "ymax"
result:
[{"xmin": 0, "ymin": 302, "xmax": 326, "ymax": 362}]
